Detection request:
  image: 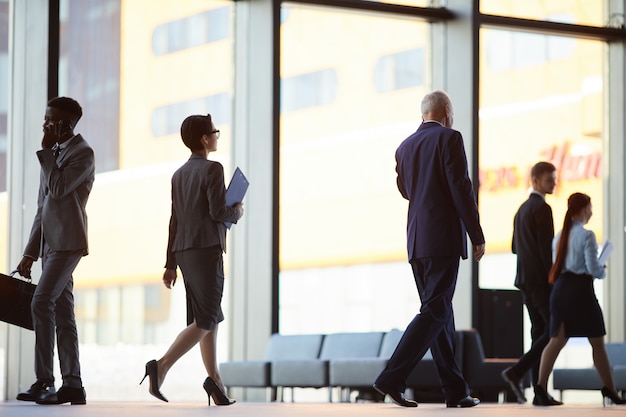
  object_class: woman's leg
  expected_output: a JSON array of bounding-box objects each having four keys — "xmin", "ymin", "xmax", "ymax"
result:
[
  {"xmin": 537, "ymin": 323, "xmax": 568, "ymax": 389},
  {"xmin": 589, "ymin": 336, "xmax": 617, "ymax": 392},
  {"xmin": 200, "ymin": 323, "xmax": 226, "ymax": 391},
  {"xmin": 157, "ymin": 320, "xmax": 209, "ymax": 388}
]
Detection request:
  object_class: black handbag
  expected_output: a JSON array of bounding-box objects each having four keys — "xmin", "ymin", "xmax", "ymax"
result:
[{"xmin": 0, "ymin": 270, "xmax": 35, "ymax": 330}]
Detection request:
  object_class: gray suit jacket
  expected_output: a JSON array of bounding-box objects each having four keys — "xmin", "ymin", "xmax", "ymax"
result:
[
  {"xmin": 165, "ymin": 154, "xmax": 241, "ymax": 269},
  {"xmin": 24, "ymin": 134, "xmax": 95, "ymax": 258}
]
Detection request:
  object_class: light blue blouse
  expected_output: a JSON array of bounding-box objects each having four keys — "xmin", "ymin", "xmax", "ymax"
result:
[{"xmin": 552, "ymin": 221, "xmax": 606, "ymax": 279}]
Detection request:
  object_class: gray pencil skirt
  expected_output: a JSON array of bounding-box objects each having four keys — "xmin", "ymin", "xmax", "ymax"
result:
[{"xmin": 176, "ymin": 245, "xmax": 225, "ymax": 331}]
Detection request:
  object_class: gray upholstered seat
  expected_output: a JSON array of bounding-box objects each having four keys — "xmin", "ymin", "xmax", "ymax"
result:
[
  {"xmin": 328, "ymin": 329, "xmax": 402, "ymax": 396},
  {"xmin": 272, "ymin": 331, "xmax": 384, "ymax": 401},
  {"xmin": 221, "ymin": 333, "xmax": 324, "ymax": 395},
  {"xmin": 553, "ymin": 342, "xmax": 626, "ymax": 396},
  {"xmin": 553, "ymin": 368, "xmax": 602, "ymax": 392},
  {"xmin": 613, "ymin": 365, "xmax": 626, "ymax": 391}
]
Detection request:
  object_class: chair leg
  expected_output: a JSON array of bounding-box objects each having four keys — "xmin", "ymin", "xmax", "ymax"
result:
[{"xmin": 268, "ymin": 386, "xmax": 278, "ymax": 402}]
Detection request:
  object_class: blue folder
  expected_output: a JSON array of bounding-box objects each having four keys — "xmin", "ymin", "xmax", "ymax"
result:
[{"xmin": 224, "ymin": 167, "xmax": 249, "ymax": 229}]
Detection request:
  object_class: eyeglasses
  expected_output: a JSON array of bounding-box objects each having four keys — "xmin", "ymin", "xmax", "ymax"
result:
[{"xmin": 209, "ymin": 129, "xmax": 220, "ymax": 138}]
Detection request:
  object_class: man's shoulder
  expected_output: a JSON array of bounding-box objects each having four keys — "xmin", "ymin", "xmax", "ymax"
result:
[
  {"xmin": 515, "ymin": 195, "xmax": 553, "ymax": 224},
  {"xmin": 69, "ymin": 134, "xmax": 94, "ymax": 152}
]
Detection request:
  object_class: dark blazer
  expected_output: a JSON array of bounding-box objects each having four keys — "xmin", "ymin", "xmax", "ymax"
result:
[
  {"xmin": 24, "ymin": 134, "xmax": 95, "ymax": 258},
  {"xmin": 165, "ymin": 154, "xmax": 241, "ymax": 269},
  {"xmin": 512, "ymin": 192, "xmax": 554, "ymax": 294},
  {"xmin": 395, "ymin": 122, "xmax": 484, "ymax": 260}
]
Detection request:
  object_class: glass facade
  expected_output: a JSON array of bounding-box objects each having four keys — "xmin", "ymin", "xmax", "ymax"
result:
[
  {"xmin": 478, "ymin": 31, "xmax": 605, "ymax": 290},
  {"xmin": 480, "ymin": 0, "xmax": 606, "ymax": 27},
  {"xmin": 278, "ymin": 5, "xmax": 430, "ymax": 338},
  {"xmin": 1, "ymin": 0, "xmax": 622, "ymax": 405}
]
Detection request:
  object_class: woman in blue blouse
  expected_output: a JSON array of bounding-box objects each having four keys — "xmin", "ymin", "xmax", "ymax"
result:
[{"xmin": 535, "ymin": 192, "xmax": 624, "ymax": 406}]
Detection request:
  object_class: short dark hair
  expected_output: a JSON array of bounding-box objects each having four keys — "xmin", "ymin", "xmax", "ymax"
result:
[
  {"xmin": 47, "ymin": 96, "xmax": 83, "ymax": 126},
  {"xmin": 530, "ymin": 161, "xmax": 556, "ymax": 179},
  {"xmin": 180, "ymin": 114, "xmax": 213, "ymax": 151}
]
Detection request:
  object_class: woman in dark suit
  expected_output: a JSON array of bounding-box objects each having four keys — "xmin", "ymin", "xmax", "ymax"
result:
[
  {"xmin": 535, "ymin": 192, "xmax": 624, "ymax": 406},
  {"xmin": 141, "ymin": 114, "xmax": 243, "ymax": 406}
]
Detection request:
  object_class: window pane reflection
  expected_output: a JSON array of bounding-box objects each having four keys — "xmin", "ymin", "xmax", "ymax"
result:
[
  {"xmin": 279, "ymin": 6, "xmax": 430, "ymax": 338},
  {"xmin": 480, "ymin": 0, "xmax": 606, "ymax": 27},
  {"xmin": 478, "ymin": 27, "xmax": 605, "ymax": 290},
  {"xmin": 58, "ymin": 0, "xmax": 234, "ymax": 402}
]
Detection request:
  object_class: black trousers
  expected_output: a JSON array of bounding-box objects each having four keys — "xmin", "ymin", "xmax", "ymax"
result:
[
  {"xmin": 375, "ymin": 256, "xmax": 468, "ymax": 402},
  {"xmin": 511, "ymin": 288, "xmax": 550, "ymax": 387}
]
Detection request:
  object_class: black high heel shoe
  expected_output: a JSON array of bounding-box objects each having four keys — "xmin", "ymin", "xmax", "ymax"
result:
[
  {"xmin": 601, "ymin": 386, "xmax": 626, "ymax": 406},
  {"xmin": 140, "ymin": 360, "xmax": 168, "ymax": 402},
  {"xmin": 203, "ymin": 376, "xmax": 235, "ymax": 406},
  {"xmin": 532, "ymin": 385, "xmax": 563, "ymax": 406}
]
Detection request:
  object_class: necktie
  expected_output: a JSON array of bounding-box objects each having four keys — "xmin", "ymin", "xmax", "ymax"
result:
[{"xmin": 52, "ymin": 143, "xmax": 61, "ymax": 157}]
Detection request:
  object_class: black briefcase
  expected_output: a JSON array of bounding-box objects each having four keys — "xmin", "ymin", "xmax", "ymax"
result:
[{"xmin": 0, "ymin": 271, "xmax": 35, "ymax": 330}]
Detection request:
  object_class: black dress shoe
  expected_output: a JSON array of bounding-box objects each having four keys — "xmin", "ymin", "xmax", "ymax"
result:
[
  {"xmin": 16, "ymin": 381, "xmax": 56, "ymax": 402},
  {"xmin": 36, "ymin": 386, "xmax": 86, "ymax": 405},
  {"xmin": 446, "ymin": 395, "xmax": 480, "ymax": 408},
  {"xmin": 532, "ymin": 385, "xmax": 562, "ymax": 406},
  {"xmin": 501, "ymin": 366, "xmax": 527, "ymax": 403},
  {"xmin": 140, "ymin": 359, "xmax": 168, "ymax": 402},
  {"xmin": 203, "ymin": 376, "xmax": 236, "ymax": 406},
  {"xmin": 373, "ymin": 383, "xmax": 418, "ymax": 407}
]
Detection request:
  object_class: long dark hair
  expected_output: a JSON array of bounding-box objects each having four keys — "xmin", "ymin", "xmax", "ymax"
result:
[{"xmin": 548, "ymin": 192, "xmax": 591, "ymax": 284}]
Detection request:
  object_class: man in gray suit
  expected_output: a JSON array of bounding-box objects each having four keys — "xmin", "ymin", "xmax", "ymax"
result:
[{"xmin": 16, "ymin": 97, "xmax": 95, "ymax": 405}]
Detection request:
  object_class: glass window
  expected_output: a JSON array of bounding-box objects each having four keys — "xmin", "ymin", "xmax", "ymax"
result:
[
  {"xmin": 281, "ymin": 69, "xmax": 338, "ymax": 112},
  {"xmin": 279, "ymin": 5, "xmax": 430, "ymax": 342},
  {"xmin": 478, "ymin": 27, "xmax": 605, "ymax": 291},
  {"xmin": 480, "ymin": 0, "xmax": 606, "ymax": 27},
  {"xmin": 485, "ymin": 30, "xmax": 576, "ymax": 71},
  {"xmin": 374, "ymin": 48, "xmax": 425, "ymax": 92},
  {"xmin": 58, "ymin": 0, "xmax": 234, "ymax": 402},
  {"xmin": 152, "ymin": 6, "xmax": 229, "ymax": 56},
  {"xmin": 151, "ymin": 93, "xmax": 230, "ymax": 137}
]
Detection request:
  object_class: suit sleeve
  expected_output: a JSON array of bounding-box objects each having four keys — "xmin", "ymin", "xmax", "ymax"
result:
[
  {"xmin": 23, "ymin": 171, "xmax": 46, "ymax": 259},
  {"xmin": 395, "ymin": 149, "xmax": 409, "ymax": 200},
  {"xmin": 164, "ymin": 187, "xmax": 178, "ymax": 269},
  {"xmin": 443, "ymin": 132, "xmax": 485, "ymax": 246},
  {"xmin": 536, "ymin": 203, "xmax": 555, "ymax": 278}
]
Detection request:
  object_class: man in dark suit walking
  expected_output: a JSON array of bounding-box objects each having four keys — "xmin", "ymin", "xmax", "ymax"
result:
[
  {"xmin": 373, "ymin": 90, "xmax": 485, "ymax": 408},
  {"xmin": 501, "ymin": 162, "xmax": 558, "ymax": 405},
  {"xmin": 15, "ymin": 97, "xmax": 94, "ymax": 405}
]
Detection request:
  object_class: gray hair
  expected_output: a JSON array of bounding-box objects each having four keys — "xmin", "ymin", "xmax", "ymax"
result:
[{"xmin": 421, "ymin": 90, "xmax": 451, "ymax": 116}]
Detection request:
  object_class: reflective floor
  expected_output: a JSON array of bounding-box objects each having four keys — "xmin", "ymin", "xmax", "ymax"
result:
[{"xmin": 1, "ymin": 401, "xmax": 624, "ymax": 417}]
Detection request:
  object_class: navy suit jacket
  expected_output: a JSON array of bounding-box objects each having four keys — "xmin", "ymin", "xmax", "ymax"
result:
[
  {"xmin": 165, "ymin": 154, "xmax": 241, "ymax": 269},
  {"xmin": 395, "ymin": 122, "xmax": 484, "ymax": 260},
  {"xmin": 24, "ymin": 134, "xmax": 95, "ymax": 258},
  {"xmin": 512, "ymin": 193, "xmax": 554, "ymax": 295}
]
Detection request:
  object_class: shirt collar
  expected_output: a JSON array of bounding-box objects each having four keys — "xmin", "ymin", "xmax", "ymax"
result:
[
  {"xmin": 530, "ymin": 190, "xmax": 546, "ymax": 201},
  {"xmin": 422, "ymin": 120, "xmax": 444, "ymax": 127},
  {"xmin": 57, "ymin": 135, "xmax": 77, "ymax": 150}
]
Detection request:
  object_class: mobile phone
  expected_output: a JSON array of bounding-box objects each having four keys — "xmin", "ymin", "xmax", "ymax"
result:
[{"xmin": 55, "ymin": 120, "xmax": 72, "ymax": 137}]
